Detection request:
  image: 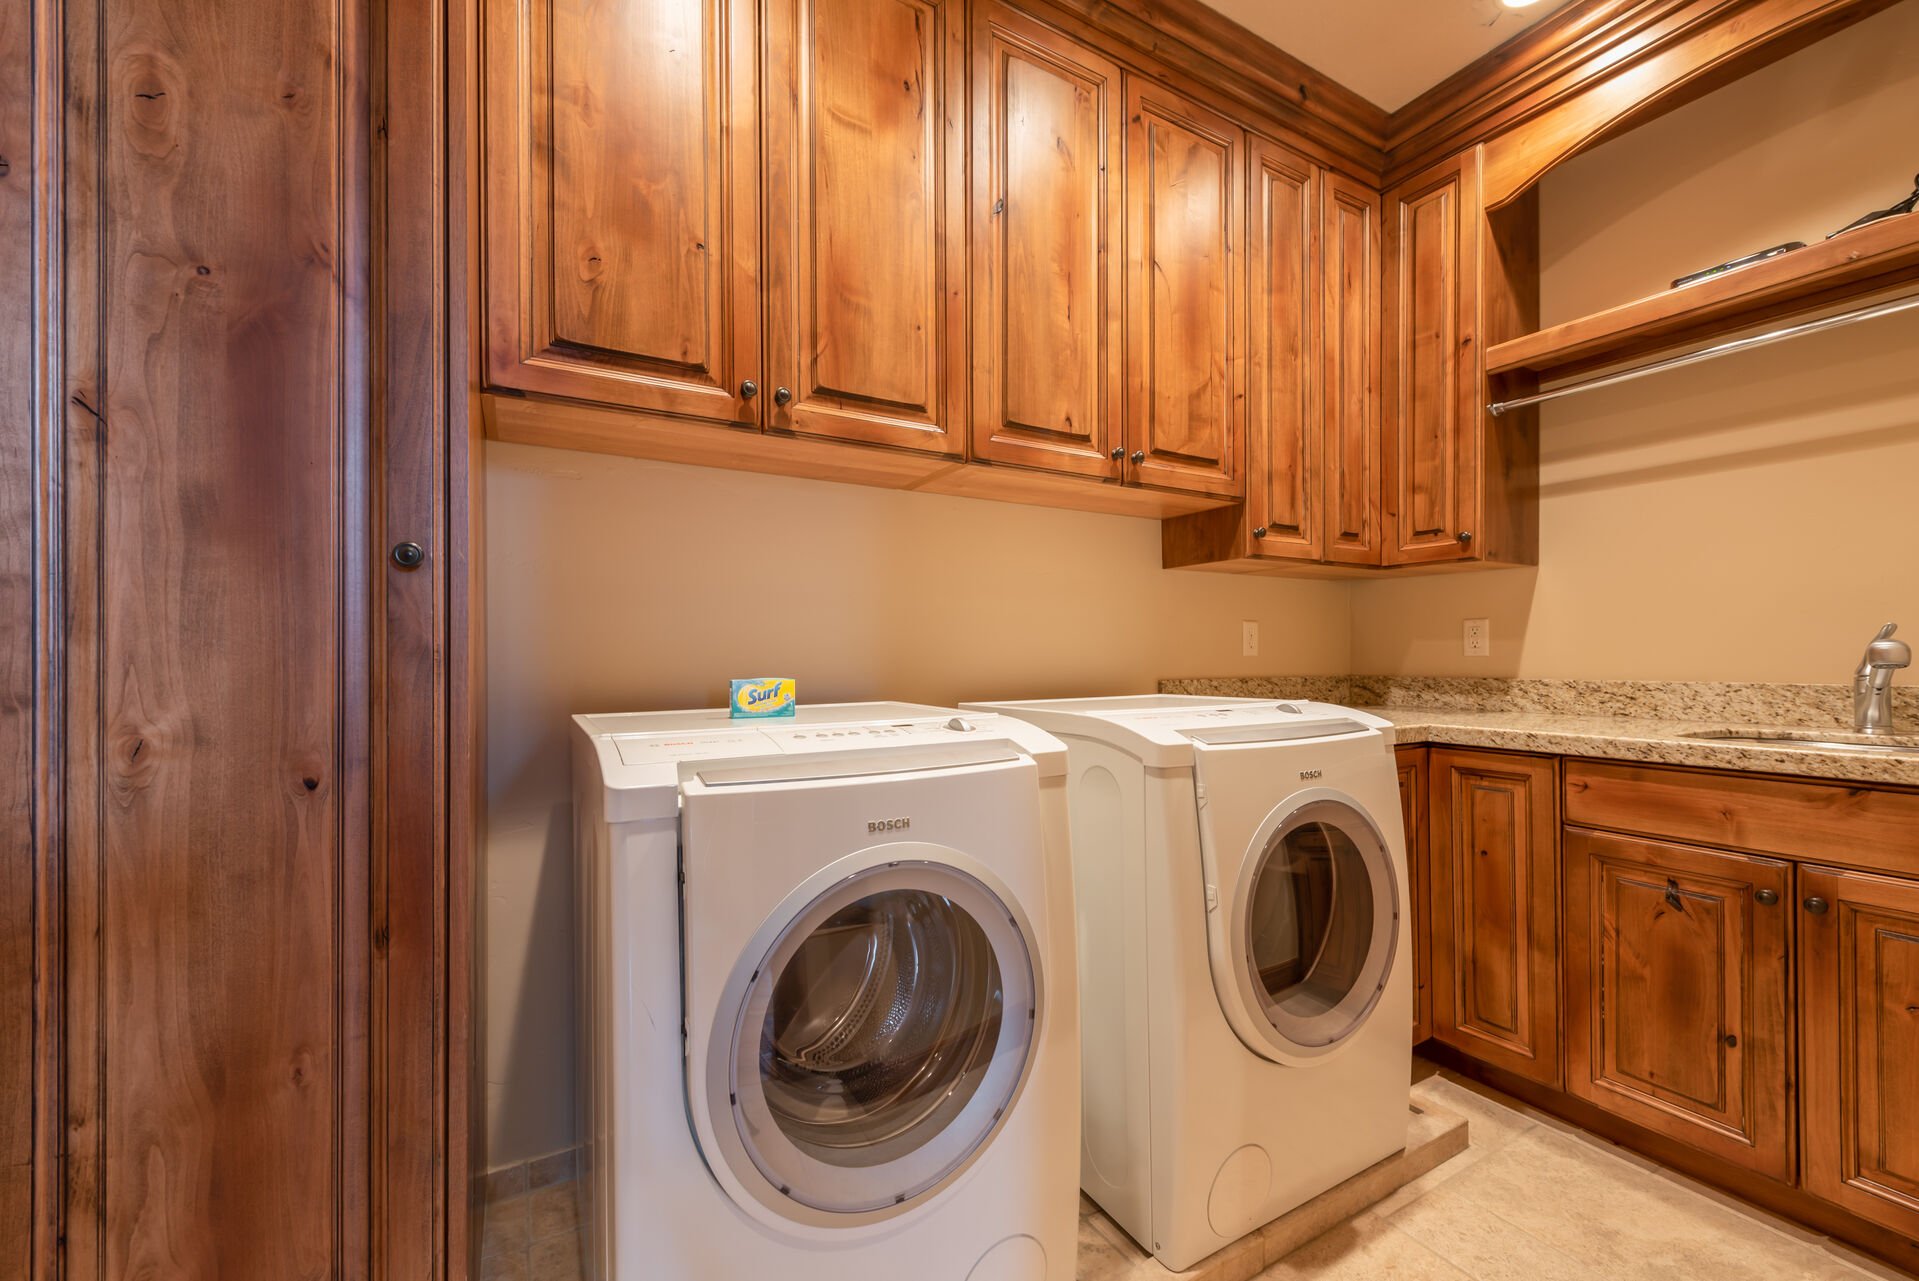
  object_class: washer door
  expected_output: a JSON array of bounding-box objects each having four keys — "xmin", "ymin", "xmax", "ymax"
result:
[
  {"xmin": 1216, "ymin": 793, "xmax": 1398, "ymax": 1063},
  {"xmin": 718, "ymin": 859, "xmax": 1038, "ymax": 1215}
]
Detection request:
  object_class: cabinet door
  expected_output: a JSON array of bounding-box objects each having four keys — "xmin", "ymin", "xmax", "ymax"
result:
[
  {"xmin": 1801, "ymin": 866, "xmax": 1919, "ymax": 1239},
  {"xmin": 1123, "ymin": 76, "xmax": 1244, "ymax": 498},
  {"xmin": 1564, "ymin": 831, "xmax": 1793, "ymax": 1180},
  {"xmin": 970, "ymin": 4, "xmax": 1122, "ymax": 480},
  {"xmin": 1322, "ymin": 172, "xmax": 1382, "ymax": 566},
  {"xmin": 1397, "ymin": 747, "xmax": 1432, "ymax": 1043},
  {"xmin": 484, "ymin": 0, "xmax": 762, "ymax": 423},
  {"xmin": 1244, "ymin": 138, "xmax": 1320, "ymax": 559},
  {"xmin": 763, "ymin": 0, "xmax": 966, "ymax": 453},
  {"xmin": 1382, "ymin": 155, "xmax": 1477, "ymax": 565},
  {"xmin": 1430, "ymin": 749, "xmax": 1560, "ymax": 1085}
]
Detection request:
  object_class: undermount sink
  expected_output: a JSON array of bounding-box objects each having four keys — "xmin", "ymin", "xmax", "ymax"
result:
[{"xmin": 1682, "ymin": 728, "xmax": 1919, "ymax": 754}]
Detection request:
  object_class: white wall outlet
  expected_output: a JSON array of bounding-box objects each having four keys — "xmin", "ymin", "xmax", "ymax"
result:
[
  {"xmin": 1463, "ymin": 618, "xmax": 1490, "ymax": 658},
  {"xmin": 1241, "ymin": 620, "xmax": 1260, "ymax": 657}
]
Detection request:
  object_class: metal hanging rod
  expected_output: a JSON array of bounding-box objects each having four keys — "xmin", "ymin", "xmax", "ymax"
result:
[{"xmin": 1487, "ymin": 289, "xmax": 1919, "ymax": 417}]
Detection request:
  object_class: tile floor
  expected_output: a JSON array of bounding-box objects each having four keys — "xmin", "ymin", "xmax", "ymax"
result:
[
  {"xmin": 476, "ymin": 1062, "xmax": 1908, "ymax": 1281},
  {"xmin": 1253, "ymin": 1062, "xmax": 1903, "ymax": 1281},
  {"xmin": 481, "ymin": 1148, "xmax": 584, "ymax": 1281}
]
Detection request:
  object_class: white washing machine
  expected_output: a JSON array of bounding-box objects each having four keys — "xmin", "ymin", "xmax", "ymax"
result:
[
  {"xmin": 964, "ymin": 695, "xmax": 1411, "ymax": 1270},
  {"xmin": 571, "ymin": 702, "xmax": 1080, "ymax": 1281}
]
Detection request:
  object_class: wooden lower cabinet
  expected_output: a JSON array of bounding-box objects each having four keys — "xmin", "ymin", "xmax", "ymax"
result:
[
  {"xmin": 1562, "ymin": 829, "xmax": 1793, "ymax": 1181},
  {"xmin": 1429, "ymin": 749, "xmax": 1560, "ymax": 1085},
  {"xmin": 1395, "ymin": 747, "xmax": 1431, "ymax": 1043},
  {"xmin": 1799, "ymin": 866, "xmax": 1919, "ymax": 1239}
]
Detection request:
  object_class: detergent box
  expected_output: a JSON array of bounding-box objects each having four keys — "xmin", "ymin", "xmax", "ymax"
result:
[{"xmin": 729, "ymin": 678, "xmax": 798, "ymax": 719}]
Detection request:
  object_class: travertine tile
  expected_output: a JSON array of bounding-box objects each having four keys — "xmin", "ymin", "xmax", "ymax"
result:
[
  {"xmin": 1386, "ymin": 1189, "xmax": 1589, "ymax": 1281},
  {"xmin": 528, "ymin": 1182, "xmax": 581, "ymax": 1241},
  {"xmin": 529, "ymin": 1148, "xmax": 579, "ymax": 1190},
  {"xmin": 1257, "ymin": 1218, "xmax": 1473, "ymax": 1280},
  {"xmin": 529, "ymin": 1230, "xmax": 585, "ymax": 1281},
  {"xmin": 485, "ymin": 1164, "xmax": 530, "ymax": 1205},
  {"xmin": 479, "ymin": 1247, "xmax": 530, "ymax": 1281},
  {"xmin": 1408, "ymin": 1075, "xmax": 1537, "ymax": 1154},
  {"xmin": 480, "ymin": 1195, "xmax": 529, "ymax": 1259}
]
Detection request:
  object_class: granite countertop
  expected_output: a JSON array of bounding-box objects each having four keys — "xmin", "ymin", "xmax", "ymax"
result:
[
  {"xmin": 1156, "ymin": 676, "xmax": 1919, "ymax": 787},
  {"xmin": 1370, "ymin": 706, "xmax": 1919, "ymax": 787}
]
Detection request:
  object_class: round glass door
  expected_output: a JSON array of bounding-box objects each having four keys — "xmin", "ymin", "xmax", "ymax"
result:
[
  {"xmin": 1238, "ymin": 798, "xmax": 1396, "ymax": 1052},
  {"xmin": 726, "ymin": 861, "xmax": 1037, "ymax": 1214}
]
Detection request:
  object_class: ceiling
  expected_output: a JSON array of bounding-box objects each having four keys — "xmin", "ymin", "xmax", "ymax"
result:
[{"xmin": 1197, "ymin": 0, "xmax": 1581, "ymax": 112}]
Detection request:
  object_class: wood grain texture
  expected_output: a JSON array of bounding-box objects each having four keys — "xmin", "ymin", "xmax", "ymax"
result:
[
  {"xmin": 1244, "ymin": 136, "xmax": 1319, "ymax": 560},
  {"xmin": 1486, "ymin": 210, "xmax": 1919, "ymax": 379},
  {"xmin": 1563, "ymin": 829, "xmax": 1793, "ymax": 1181},
  {"xmin": 765, "ymin": 0, "xmax": 966, "ymax": 453},
  {"xmin": 969, "ymin": 2, "xmax": 1123, "ymax": 479},
  {"xmin": 1564, "ymin": 760, "xmax": 1919, "ymax": 876},
  {"xmin": 1320, "ymin": 171, "xmax": 1380, "ymax": 565},
  {"xmin": 1396, "ymin": 748, "xmax": 1432, "ymax": 1045},
  {"xmin": 0, "ymin": 0, "xmax": 39, "ymax": 1269},
  {"xmin": 1124, "ymin": 74, "xmax": 1243, "ymax": 498},
  {"xmin": 1799, "ymin": 865, "xmax": 1919, "ymax": 1241},
  {"xmin": 68, "ymin": 0, "xmax": 371, "ymax": 1274},
  {"xmin": 484, "ymin": 0, "xmax": 761, "ymax": 421},
  {"xmin": 1430, "ymin": 749, "xmax": 1561, "ymax": 1087}
]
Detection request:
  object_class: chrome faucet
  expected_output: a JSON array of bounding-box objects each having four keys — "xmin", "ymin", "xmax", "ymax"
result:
[{"xmin": 1853, "ymin": 623, "xmax": 1911, "ymax": 735}]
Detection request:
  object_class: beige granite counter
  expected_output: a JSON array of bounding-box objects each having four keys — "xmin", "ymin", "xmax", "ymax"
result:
[{"xmin": 1156, "ymin": 677, "xmax": 1919, "ymax": 787}]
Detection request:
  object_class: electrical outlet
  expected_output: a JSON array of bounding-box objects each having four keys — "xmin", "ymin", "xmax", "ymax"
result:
[
  {"xmin": 1463, "ymin": 618, "xmax": 1490, "ymax": 658},
  {"xmin": 1241, "ymin": 620, "xmax": 1260, "ymax": 657}
]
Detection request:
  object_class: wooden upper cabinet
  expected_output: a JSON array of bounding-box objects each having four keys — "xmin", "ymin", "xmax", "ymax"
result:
[
  {"xmin": 1244, "ymin": 138, "xmax": 1319, "ymax": 559},
  {"xmin": 1563, "ymin": 830, "xmax": 1793, "ymax": 1182},
  {"xmin": 1123, "ymin": 76, "xmax": 1245, "ymax": 498},
  {"xmin": 763, "ymin": 0, "xmax": 966, "ymax": 454},
  {"xmin": 969, "ymin": 4, "xmax": 1123, "ymax": 480},
  {"xmin": 1800, "ymin": 866, "xmax": 1919, "ymax": 1240},
  {"xmin": 1383, "ymin": 155, "xmax": 1473, "ymax": 564},
  {"xmin": 1429, "ymin": 749, "xmax": 1560, "ymax": 1086},
  {"xmin": 1322, "ymin": 172, "xmax": 1382, "ymax": 565},
  {"xmin": 484, "ymin": 0, "xmax": 762, "ymax": 422}
]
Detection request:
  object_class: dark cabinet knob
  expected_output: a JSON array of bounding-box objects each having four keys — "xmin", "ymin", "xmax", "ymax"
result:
[
  {"xmin": 390, "ymin": 541, "xmax": 426, "ymax": 569},
  {"xmin": 1130, "ymin": 450, "xmax": 1145, "ymax": 464},
  {"xmin": 1110, "ymin": 447, "xmax": 1125, "ymax": 461},
  {"xmin": 1724, "ymin": 1033, "xmax": 1738, "ymax": 1048},
  {"xmin": 1804, "ymin": 896, "xmax": 1830, "ymax": 915},
  {"xmin": 740, "ymin": 379, "xmax": 759, "ymax": 400},
  {"xmin": 1457, "ymin": 530, "xmax": 1474, "ymax": 545},
  {"xmin": 1755, "ymin": 889, "xmax": 1778, "ymax": 906},
  {"xmin": 1253, "ymin": 526, "xmax": 1269, "ymax": 539},
  {"xmin": 774, "ymin": 386, "xmax": 792, "ymax": 407}
]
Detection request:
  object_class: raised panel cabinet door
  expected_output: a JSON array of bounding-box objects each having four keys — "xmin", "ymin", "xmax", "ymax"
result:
[
  {"xmin": 1801, "ymin": 866, "xmax": 1919, "ymax": 1239},
  {"xmin": 764, "ymin": 0, "xmax": 966, "ymax": 454},
  {"xmin": 1123, "ymin": 76, "xmax": 1245, "ymax": 498},
  {"xmin": 1321, "ymin": 171, "xmax": 1382, "ymax": 565},
  {"xmin": 970, "ymin": 4, "xmax": 1123, "ymax": 479},
  {"xmin": 1563, "ymin": 831, "xmax": 1793, "ymax": 1180},
  {"xmin": 1397, "ymin": 747, "xmax": 1433, "ymax": 1043},
  {"xmin": 1383, "ymin": 155, "xmax": 1478, "ymax": 565},
  {"xmin": 1245, "ymin": 138, "xmax": 1320, "ymax": 559},
  {"xmin": 484, "ymin": 0, "xmax": 763, "ymax": 421},
  {"xmin": 1430, "ymin": 749, "xmax": 1560, "ymax": 1085}
]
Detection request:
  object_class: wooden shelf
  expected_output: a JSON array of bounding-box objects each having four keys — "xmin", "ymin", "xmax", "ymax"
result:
[{"xmin": 1486, "ymin": 212, "xmax": 1919, "ymax": 379}]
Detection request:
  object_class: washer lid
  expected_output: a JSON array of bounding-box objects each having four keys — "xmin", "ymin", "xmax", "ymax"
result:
[{"xmin": 967, "ymin": 696, "xmax": 1388, "ymax": 767}]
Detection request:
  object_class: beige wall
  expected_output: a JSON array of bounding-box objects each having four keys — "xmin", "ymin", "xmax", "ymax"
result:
[
  {"xmin": 1350, "ymin": 0, "xmax": 1919, "ymax": 680},
  {"xmin": 483, "ymin": 443, "xmax": 1351, "ymax": 1163}
]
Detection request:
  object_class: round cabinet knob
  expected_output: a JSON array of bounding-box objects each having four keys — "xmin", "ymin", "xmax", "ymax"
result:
[
  {"xmin": 1724, "ymin": 1033, "xmax": 1739, "ymax": 1048},
  {"xmin": 740, "ymin": 379, "xmax": 759, "ymax": 400},
  {"xmin": 1457, "ymin": 530, "xmax": 1474, "ymax": 545},
  {"xmin": 1804, "ymin": 896, "xmax": 1830, "ymax": 915},
  {"xmin": 1110, "ymin": 447, "xmax": 1125, "ymax": 461},
  {"xmin": 773, "ymin": 386, "xmax": 792, "ymax": 407},
  {"xmin": 1130, "ymin": 450, "xmax": 1145, "ymax": 464},
  {"xmin": 1754, "ymin": 889, "xmax": 1779, "ymax": 906},
  {"xmin": 1253, "ymin": 526, "xmax": 1269, "ymax": 539},
  {"xmin": 390, "ymin": 541, "xmax": 426, "ymax": 569}
]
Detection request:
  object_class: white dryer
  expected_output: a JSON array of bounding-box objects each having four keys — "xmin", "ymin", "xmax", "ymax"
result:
[
  {"xmin": 571, "ymin": 703, "xmax": 1079, "ymax": 1281},
  {"xmin": 965, "ymin": 695, "xmax": 1411, "ymax": 1270}
]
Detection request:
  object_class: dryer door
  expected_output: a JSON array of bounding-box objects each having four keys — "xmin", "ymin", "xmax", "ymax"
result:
[
  {"xmin": 1196, "ymin": 753, "xmax": 1399, "ymax": 1065},
  {"xmin": 714, "ymin": 856, "xmax": 1039, "ymax": 1216}
]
